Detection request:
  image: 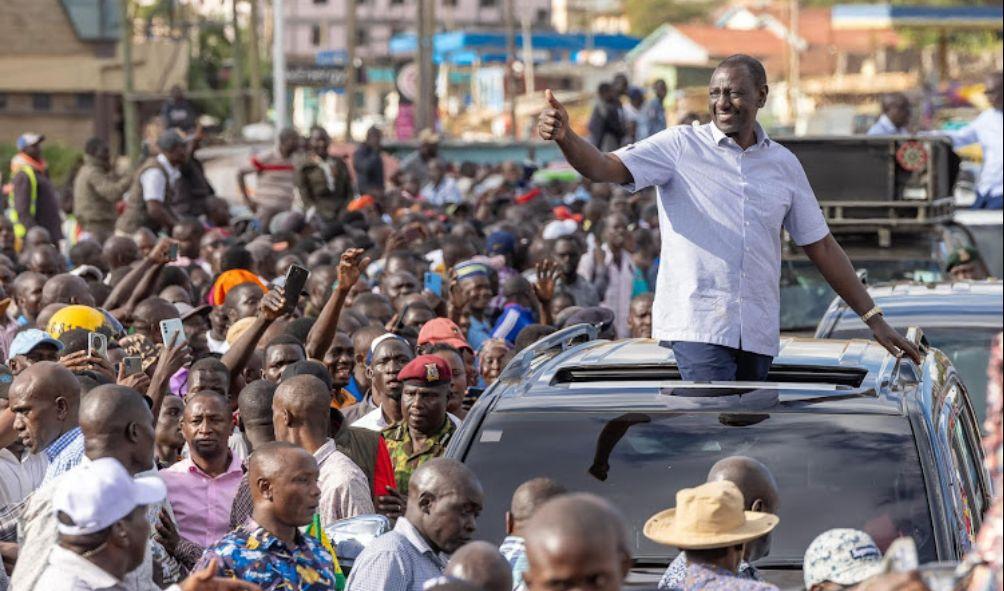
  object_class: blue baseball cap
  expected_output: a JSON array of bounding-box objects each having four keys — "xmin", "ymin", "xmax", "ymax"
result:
[
  {"xmin": 16, "ymin": 133, "xmax": 44, "ymax": 151},
  {"xmin": 8, "ymin": 329, "xmax": 65, "ymax": 361}
]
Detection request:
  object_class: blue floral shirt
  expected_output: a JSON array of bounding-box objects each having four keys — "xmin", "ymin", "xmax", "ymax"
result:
[
  {"xmin": 195, "ymin": 523, "xmax": 337, "ymax": 591},
  {"xmin": 664, "ymin": 560, "xmax": 777, "ymax": 591}
]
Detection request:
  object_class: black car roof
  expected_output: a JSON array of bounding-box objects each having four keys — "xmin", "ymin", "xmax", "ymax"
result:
[{"xmin": 489, "ymin": 332, "xmax": 916, "ymax": 416}]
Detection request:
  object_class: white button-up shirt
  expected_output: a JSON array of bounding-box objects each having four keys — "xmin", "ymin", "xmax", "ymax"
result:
[
  {"xmin": 614, "ymin": 122, "xmax": 830, "ymax": 356},
  {"xmin": 945, "ymin": 108, "xmax": 1003, "ymax": 198},
  {"xmin": 867, "ymin": 114, "xmax": 908, "ymax": 136}
]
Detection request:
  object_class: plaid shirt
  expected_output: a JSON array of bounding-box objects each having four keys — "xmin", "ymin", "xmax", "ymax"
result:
[
  {"xmin": 345, "ymin": 517, "xmax": 447, "ymax": 591},
  {"xmin": 41, "ymin": 427, "xmax": 85, "ymax": 484},
  {"xmin": 195, "ymin": 523, "xmax": 337, "ymax": 591},
  {"xmin": 382, "ymin": 418, "xmax": 455, "ymax": 496}
]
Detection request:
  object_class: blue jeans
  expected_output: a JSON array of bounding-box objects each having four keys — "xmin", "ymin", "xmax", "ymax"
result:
[
  {"xmin": 973, "ymin": 192, "xmax": 1003, "ymax": 210},
  {"xmin": 664, "ymin": 341, "xmax": 773, "ymax": 381}
]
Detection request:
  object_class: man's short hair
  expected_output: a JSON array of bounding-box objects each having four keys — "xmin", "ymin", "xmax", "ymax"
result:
[
  {"xmin": 265, "ymin": 333, "xmax": 306, "ymax": 355},
  {"xmin": 191, "ymin": 357, "xmax": 229, "ymax": 375},
  {"xmin": 281, "ymin": 359, "xmax": 333, "ymax": 390},
  {"xmin": 716, "ymin": 54, "xmax": 767, "ymax": 88}
]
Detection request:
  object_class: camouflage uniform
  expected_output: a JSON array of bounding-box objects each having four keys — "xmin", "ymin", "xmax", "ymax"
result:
[{"xmin": 382, "ymin": 418, "xmax": 456, "ymax": 496}]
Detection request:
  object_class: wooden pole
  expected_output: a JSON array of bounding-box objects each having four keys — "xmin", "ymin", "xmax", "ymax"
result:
[
  {"xmin": 248, "ymin": 0, "xmax": 264, "ymax": 122},
  {"xmin": 344, "ymin": 0, "xmax": 358, "ymax": 140},
  {"xmin": 121, "ymin": 0, "xmax": 139, "ymax": 163}
]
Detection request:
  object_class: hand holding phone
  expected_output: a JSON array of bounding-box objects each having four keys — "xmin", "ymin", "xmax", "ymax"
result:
[{"xmin": 122, "ymin": 356, "xmax": 143, "ymax": 376}]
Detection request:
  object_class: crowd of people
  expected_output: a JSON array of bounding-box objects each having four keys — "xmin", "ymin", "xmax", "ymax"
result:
[{"xmin": 0, "ymin": 55, "xmax": 999, "ymax": 591}]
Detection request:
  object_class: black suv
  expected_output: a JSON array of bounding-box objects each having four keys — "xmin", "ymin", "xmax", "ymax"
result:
[{"xmin": 446, "ymin": 326, "xmax": 991, "ymax": 589}]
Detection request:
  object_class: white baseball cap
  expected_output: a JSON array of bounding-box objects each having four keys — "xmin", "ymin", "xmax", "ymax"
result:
[
  {"xmin": 52, "ymin": 458, "xmax": 166, "ymax": 536},
  {"xmin": 803, "ymin": 528, "xmax": 885, "ymax": 589}
]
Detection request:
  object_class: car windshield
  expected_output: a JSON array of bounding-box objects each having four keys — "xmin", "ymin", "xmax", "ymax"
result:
[
  {"xmin": 829, "ymin": 326, "xmax": 997, "ymax": 421},
  {"xmin": 462, "ymin": 410, "xmax": 935, "ymax": 566},
  {"xmin": 781, "ymin": 259, "xmax": 943, "ymax": 331}
]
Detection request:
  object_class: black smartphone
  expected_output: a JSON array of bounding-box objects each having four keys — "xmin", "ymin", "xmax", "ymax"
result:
[
  {"xmin": 283, "ymin": 264, "xmax": 310, "ymax": 313},
  {"xmin": 168, "ymin": 243, "xmax": 179, "ymax": 261}
]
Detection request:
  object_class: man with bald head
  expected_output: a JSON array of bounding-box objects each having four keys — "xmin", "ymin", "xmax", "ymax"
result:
[
  {"xmin": 500, "ymin": 477, "xmax": 567, "ymax": 590},
  {"xmin": 867, "ymin": 93, "xmax": 911, "ymax": 135},
  {"xmin": 348, "ymin": 457, "xmax": 484, "ymax": 591},
  {"xmin": 522, "ymin": 493, "xmax": 632, "ymax": 591},
  {"xmin": 12, "ymin": 271, "xmax": 46, "ymax": 326},
  {"xmin": 657, "ymin": 455, "xmax": 779, "ymax": 589},
  {"xmin": 273, "ymin": 375, "xmax": 373, "ymax": 525},
  {"xmin": 40, "ymin": 273, "xmax": 97, "ymax": 308},
  {"xmin": 9, "ymin": 361, "xmax": 84, "ymax": 483},
  {"xmin": 103, "ymin": 235, "xmax": 140, "ymax": 272},
  {"xmin": 26, "ymin": 244, "xmax": 65, "ymax": 278},
  {"xmin": 11, "ymin": 384, "xmax": 178, "ymax": 591},
  {"xmin": 445, "ymin": 541, "xmax": 513, "ymax": 591},
  {"xmin": 195, "ymin": 441, "xmax": 340, "ymax": 589},
  {"xmin": 131, "ymin": 297, "xmax": 182, "ymax": 346}
]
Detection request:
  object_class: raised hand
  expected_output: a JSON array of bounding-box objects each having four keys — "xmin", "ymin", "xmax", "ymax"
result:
[
  {"xmin": 259, "ymin": 287, "xmax": 287, "ymax": 321},
  {"xmin": 538, "ymin": 89, "xmax": 570, "ymax": 142},
  {"xmin": 148, "ymin": 238, "xmax": 179, "ymax": 265},
  {"xmin": 337, "ymin": 248, "xmax": 370, "ymax": 292},
  {"xmin": 179, "ymin": 557, "xmax": 264, "ymax": 591},
  {"xmin": 534, "ymin": 259, "xmax": 558, "ymax": 304}
]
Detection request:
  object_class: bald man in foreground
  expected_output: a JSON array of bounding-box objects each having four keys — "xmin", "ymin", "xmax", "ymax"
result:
[
  {"xmin": 445, "ymin": 541, "xmax": 513, "ymax": 591},
  {"xmin": 9, "ymin": 361, "xmax": 84, "ymax": 483},
  {"xmin": 195, "ymin": 441, "xmax": 339, "ymax": 589},
  {"xmin": 347, "ymin": 458, "xmax": 484, "ymax": 591},
  {"xmin": 522, "ymin": 493, "xmax": 632, "ymax": 591},
  {"xmin": 272, "ymin": 375, "xmax": 373, "ymax": 525},
  {"xmin": 657, "ymin": 455, "xmax": 779, "ymax": 589},
  {"xmin": 11, "ymin": 385, "xmax": 178, "ymax": 591}
]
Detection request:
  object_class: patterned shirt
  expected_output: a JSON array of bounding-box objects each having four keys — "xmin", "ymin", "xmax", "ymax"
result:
[
  {"xmin": 499, "ymin": 535, "xmax": 528, "ymax": 590},
  {"xmin": 666, "ymin": 561, "xmax": 777, "ymax": 591},
  {"xmin": 195, "ymin": 523, "xmax": 337, "ymax": 591},
  {"xmin": 382, "ymin": 417, "xmax": 456, "ymax": 496},
  {"xmin": 345, "ymin": 517, "xmax": 447, "ymax": 591},
  {"xmin": 658, "ymin": 552, "xmax": 762, "ymax": 589},
  {"xmin": 41, "ymin": 426, "xmax": 85, "ymax": 484},
  {"xmin": 313, "ymin": 439, "xmax": 374, "ymax": 526}
]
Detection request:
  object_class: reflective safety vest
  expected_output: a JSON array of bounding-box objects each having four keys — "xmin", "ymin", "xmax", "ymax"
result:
[{"xmin": 5, "ymin": 165, "xmax": 37, "ymax": 239}]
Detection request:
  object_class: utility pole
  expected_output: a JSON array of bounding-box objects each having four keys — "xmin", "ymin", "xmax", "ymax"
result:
[
  {"xmin": 521, "ymin": 9, "xmax": 535, "ymax": 96},
  {"xmin": 273, "ymin": 0, "xmax": 288, "ymax": 128},
  {"xmin": 344, "ymin": 0, "xmax": 358, "ymax": 141},
  {"xmin": 504, "ymin": 0, "xmax": 517, "ymax": 140},
  {"xmin": 787, "ymin": 0, "xmax": 800, "ymax": 126},
  {"xmin": 230, "ymin": 0, "xmax": 246, "ymax": 134},
  {"xmin": 416, "ymin": 0, "xmax": 435, "ymax": 132},
  {"xmin": 248, "ymin": 0, "xmax": 264, "ymax": 122},
  {"xmin": 120, "ymin": 0, "xmax": 139, "ymax": 163}
]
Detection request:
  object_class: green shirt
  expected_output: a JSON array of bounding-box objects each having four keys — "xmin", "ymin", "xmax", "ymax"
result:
[{"xmin": 382, "ymin": 418, "xmax": 456, "ymax": 496}]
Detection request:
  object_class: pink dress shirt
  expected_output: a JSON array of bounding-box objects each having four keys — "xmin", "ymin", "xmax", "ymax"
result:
[{"xmin": 160, "ymin": 454, "xmax": 244, "ymax": 547}]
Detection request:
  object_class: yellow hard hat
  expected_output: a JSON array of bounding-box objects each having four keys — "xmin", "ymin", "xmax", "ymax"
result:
[{"xmin": 47, "ymin": 305, "xmax": 108, "ymax": 339}]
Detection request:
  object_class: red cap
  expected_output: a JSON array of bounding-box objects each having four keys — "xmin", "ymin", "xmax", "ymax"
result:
[
  {"xmin": 397, "ymin": 355, "xmax": 452, "ymax": 386},
  {"xmin": 417, "ymin": 318, "xmax": 471, "ymax": 352}
]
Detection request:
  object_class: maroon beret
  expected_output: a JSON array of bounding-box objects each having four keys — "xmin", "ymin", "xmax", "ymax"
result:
[{"xmin": 397, "ymin": 354, "xmax": 452, "ymax": 386}]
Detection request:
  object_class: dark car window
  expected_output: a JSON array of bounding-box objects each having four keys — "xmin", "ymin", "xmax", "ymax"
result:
[
  {"xmin": 780, "ymin": 259, "xmax": 942, "ymax": 331},
  {"xmin": 828, "ymin": 326, "xmax": 998, "ymax": 421},
  {"xmin": 462, "ymin": 411, "xmax": 936, "ymax": 565},
  {"xmin": 943, "ymin": 381, "xmax": 986, "ymax": 551}
]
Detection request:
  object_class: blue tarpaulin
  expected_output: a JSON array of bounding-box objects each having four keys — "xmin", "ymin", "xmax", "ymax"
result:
[
  {"xmin": 388, "ymin": 31, "xmax": 640, "ymax": 65},
  {"xmin": 832, "ymin": 4, "xmax": 1003, "ymax": 29}
]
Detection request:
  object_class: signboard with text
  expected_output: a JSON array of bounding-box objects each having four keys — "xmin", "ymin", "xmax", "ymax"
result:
[{"xmin": 286, "ymin": 65, "xmax": 347, "ymax": 89}]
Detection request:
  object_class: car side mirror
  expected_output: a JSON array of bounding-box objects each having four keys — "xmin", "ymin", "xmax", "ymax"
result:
[{"xmin": 324, "ymin": 514, "xmax": 392, "ymax": 567}]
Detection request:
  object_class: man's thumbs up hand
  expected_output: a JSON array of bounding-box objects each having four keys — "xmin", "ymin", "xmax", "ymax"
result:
[{"xmin": 538, "ymin": 89, "xmax": 569, "ymax": 142}]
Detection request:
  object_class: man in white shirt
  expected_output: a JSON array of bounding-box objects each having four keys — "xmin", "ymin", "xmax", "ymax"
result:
[
  {"xmin": 117, "ymin": 130, "xmax": 185, "ymax": 234},
  {"xmin": 419, "ymin": 159, "xmax": 462, "ymax": 207},
  {"xmin": 537, "ymin": 54, "xmax": 920, "ymax": 380},
  {"xmin": 943, "ymin": 71, "xmax": 1003, "ymax": 209}
]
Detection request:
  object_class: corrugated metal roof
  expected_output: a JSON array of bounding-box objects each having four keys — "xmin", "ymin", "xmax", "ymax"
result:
[{"xmin": 61, "ymin": 0, "xmax": 121, "ymax": 42}]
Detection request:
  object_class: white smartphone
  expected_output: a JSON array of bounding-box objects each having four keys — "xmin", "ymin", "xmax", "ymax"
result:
[
  {"xmin": 87, "ymin": 332, "xmax": 108, "ymax": 358},
  {"xmin": 159, "ymin": 318, "xmax": 187, "ymax": 346}
]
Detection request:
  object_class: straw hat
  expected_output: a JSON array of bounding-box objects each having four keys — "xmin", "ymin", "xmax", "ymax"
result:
[{"xmin": 643, "ymin": 481, "xmax": 779, "ymax": 550}]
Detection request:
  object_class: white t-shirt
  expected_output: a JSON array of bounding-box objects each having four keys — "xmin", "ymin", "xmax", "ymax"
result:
[{"xmin": 139, "ymin": 153, "xmax": 182, "ymax": 202}]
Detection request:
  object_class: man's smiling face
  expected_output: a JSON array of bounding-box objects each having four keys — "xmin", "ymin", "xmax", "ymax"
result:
[{"xmin": 708, "ymin": 64, "xmax": 767, "ymax": 137}]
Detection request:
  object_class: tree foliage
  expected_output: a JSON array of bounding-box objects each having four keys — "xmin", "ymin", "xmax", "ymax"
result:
[{"xmin": 624, "ymin": 0, "xmax": 723, "ymax": 38}]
